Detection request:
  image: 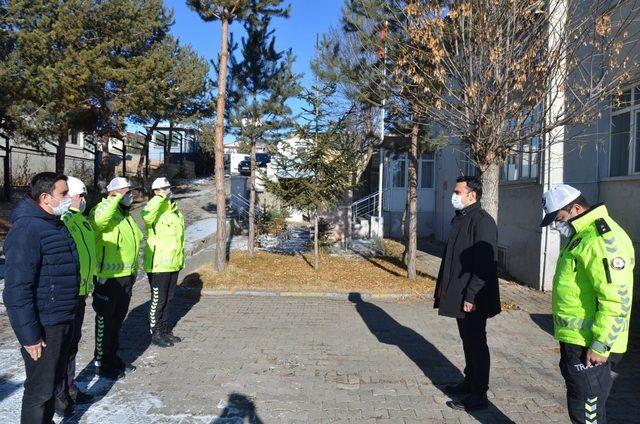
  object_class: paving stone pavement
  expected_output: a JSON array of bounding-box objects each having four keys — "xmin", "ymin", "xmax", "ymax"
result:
[{"xmin": 1, "ymin": 260, "xmax": 639, "ymax": 423}]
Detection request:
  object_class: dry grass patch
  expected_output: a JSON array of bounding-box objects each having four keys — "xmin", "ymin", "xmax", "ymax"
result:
[{"xmin": 187, "ymin": 249, "xmax": 435, "ymax": 295}]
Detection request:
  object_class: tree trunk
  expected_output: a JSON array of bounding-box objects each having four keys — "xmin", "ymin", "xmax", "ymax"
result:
[
  {"xmin": 248, "ymin": 140, "xmax": 257, "ymax": 257},
  {"xmin": 406, "ymin": 122, "xmax": 419, "ymax": 280},
  {"xmin": 166, "ymin": 120, "xmax": 173, "ymax": 163},
  {"xmin": 137, "ymin": 120, "xmax": 159, "ymax": 182},
  {"xmin": 480, "ymin": 162, "xmax": 500, "ymax": 223},
  {"xmin": 3, "ymin": 135, "xmax": 11, "ymax": 201},
  {"xmin": 314, "ymin": 213, "xmax": 319, "ymax": 270},
  {"xmin": 96, "ymin": 135, "xmax": 111, "ymax": 190},
  {"xmin": 122, "ymin": 139, "xmax": 127, "ymax": 177},
  {"xmin": 55, "ymin": 126, "xmax": 68, "ymax": 175},
  {"xmin": 214, "ymin": 18, "xmax": 230, "ymax": 272}
]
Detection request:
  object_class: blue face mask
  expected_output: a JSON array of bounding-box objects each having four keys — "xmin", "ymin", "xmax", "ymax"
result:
[
  {"xmin": 120, "ymin": 192, "xmax": 134, "ymax": 206},
  {"xmin": 555, "ymin": 221, "xmax": 575, "ymax": 238}
]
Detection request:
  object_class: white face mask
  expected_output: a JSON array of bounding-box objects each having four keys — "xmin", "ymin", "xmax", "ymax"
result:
[
  {"xmin": 451, "ymin": 194, "xmax": 465, "ymax": 210},
  {"xmin": 50, "ymin": 195, "xmax": 72, "ymax": 216},
  {"xmin": 120, "ymin": 192, "xmax": 134, "ymax": 207},
  {"xmin": 78, "ymin": 198, "xmax": 87, "ymax": 213}
]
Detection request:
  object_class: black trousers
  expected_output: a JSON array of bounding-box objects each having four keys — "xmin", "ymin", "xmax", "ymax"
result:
[
  {"xmin": 56, "ymin": 295, "xmax": 86, "ymax": 398},
  {"xmin": 148, "ymin": 271, "xmax": 179, "ymax": 334},
  {"xmin": 92, "ymin": 276, "xmax": 134, "ymax": 369},
  {"xmin": 456, "ymin": 313, "xmax": 490, "ymax": 396},
  {"xmin": 559, "ymin": 342, "xmax": 623, "ymax": 424},
  {"xmin": 20, "ymin": 322, "xmax": 73, "ymax": 424}
]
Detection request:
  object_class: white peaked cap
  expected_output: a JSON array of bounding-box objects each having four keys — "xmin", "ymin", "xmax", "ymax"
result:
[{"xmin": 67, "ymin": 176, "xmax": 87, "ymax": 196}]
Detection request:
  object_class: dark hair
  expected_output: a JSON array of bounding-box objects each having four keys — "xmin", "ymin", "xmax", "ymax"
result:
[
  {"xmin": 456, "ymin": 175, "xmax": 483, "ymax": 200},
  {"xmin": 564, "ymin": 194, "xmax": 590, "ymax": 211},
  {"xmin": 30, "ymin": 172, "xmax": 67, "ymax": 200}
]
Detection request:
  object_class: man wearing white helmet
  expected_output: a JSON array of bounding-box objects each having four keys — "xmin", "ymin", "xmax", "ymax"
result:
[
  {"xmin": 89, "ymin": 177, "xmax": 142, "ymax": 379},
  {"xmin": 141, "ymin": 178, "xmax": 185, "ymax": 347},
  {"xmin": 541, "ymin": 184, "xmax": 634, "ymax": 424},
  {"xmin": 54, "ymin": 176, "xmax": 96, "ymax": 416}
]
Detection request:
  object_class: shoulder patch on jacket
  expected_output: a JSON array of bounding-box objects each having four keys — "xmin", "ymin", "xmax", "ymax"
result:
[
  {"xmin": 567, "ymin": 237, "xmax": 582, "ymax": 251},
  {"xmin": 595, "ymin": 218, "xmax": 611, "ymax": 236}
]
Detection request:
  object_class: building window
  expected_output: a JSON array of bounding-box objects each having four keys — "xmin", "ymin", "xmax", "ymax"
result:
[
  {"xmin": 390, "ymin": 153, "xmax": 406, "ymax": 188},
  {"xmin": 610, "ymin": 86, "xmax": 640, "ymax": 176},
  {"xmin": 500, "ymin": 137, "xmax": 541, "ymax": 182},
  {"xmin": 69, "ymin": 131, "xmax": 80, "ymax": 146},
  {"xmin": 419, "ymin": 153, "xmax": 435, "ymax": 188}
]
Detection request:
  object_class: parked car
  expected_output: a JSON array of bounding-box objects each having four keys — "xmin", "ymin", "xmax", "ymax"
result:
[{"xmin": 238, "ymin": 153, "xmax": 271, "ymax": 176}]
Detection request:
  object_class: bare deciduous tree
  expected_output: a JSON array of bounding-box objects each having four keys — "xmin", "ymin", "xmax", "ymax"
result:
[{"xmin": 391, "ymin": 0, "xmax": 640, "ymax": 219}]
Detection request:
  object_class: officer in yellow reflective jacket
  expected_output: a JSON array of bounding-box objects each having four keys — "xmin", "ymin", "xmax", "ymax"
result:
[
  {"xmin": 141, "ymin": 177, "xmax": 185, "ymax": 348},
  {"xmin": 89, "ymin": 177, "xmax": 143, "ymax": 380},
  {"xmin": 541, "ymin": 185, "xmax": 634, "ymax": 424},
  {"xmin": 55, "ymin": 177, "xmax": 96, "ymax": 413}
]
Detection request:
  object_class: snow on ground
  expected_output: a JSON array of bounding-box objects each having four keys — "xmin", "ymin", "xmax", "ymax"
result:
[
  {"xmin": 184, "ymin": 218, "xmax": 217, "ymax": 255},
  {"xmin": 0, "ymin": 346, "xmax": 219, "ymax": 423}
]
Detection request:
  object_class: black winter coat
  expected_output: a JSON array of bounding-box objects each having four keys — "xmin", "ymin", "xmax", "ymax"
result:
[
  {"xmin": 434, "ymin": 202, "xmax": 501, "ymax": 319},
  {"xmin": 3, "ymin": 196, "xmax": 79, "ymax": 345}
]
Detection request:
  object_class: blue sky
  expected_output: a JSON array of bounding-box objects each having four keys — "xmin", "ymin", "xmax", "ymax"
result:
[{"xmin": 163, "ymin": 0, "xmax": 345, "ymax": 130}]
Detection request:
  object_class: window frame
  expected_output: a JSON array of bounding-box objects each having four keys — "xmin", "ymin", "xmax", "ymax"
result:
[
  {"xmin": 418, "ymin": 152, "xmax": 436, "ymax": 189},
  {"xmin": 609, "ymin": 86, "xmax": 640, "ymax": 177}
]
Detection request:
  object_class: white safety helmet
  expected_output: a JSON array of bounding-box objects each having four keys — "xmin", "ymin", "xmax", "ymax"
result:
[
  {"xmin": 106, "ymin": 177, "xmax": 131, "ymax": 192},
  {"xmin": 151, "ymin": 177, "xmax": 172, "ymax": 190},
  {"xmin": 67, "ymin": 176, "xmax": 87, "ymax": 196}
]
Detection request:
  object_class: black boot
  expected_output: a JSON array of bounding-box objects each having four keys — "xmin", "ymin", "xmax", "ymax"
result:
[
  {"xmin": 164, "ymin": 329, "xmax": 182, "ymax": 344},
  {"xmin": 94, "ymin": 358, "xmax": 126, "ymax": 380},
  {"xmin": 151, "ymin": 330, "xmax": 174, "ymax": 348}
]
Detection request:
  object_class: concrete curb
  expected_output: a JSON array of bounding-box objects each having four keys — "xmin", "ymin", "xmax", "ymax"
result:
[{"xmin": 192, "ymin": 288, "xmax": 434, "ymax": 301}]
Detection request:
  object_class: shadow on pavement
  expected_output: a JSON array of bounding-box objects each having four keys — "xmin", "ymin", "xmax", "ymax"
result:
[
  {"xmin": 171, "ymin": 272, "xmax": 203, "ymax": 332},
  {"xmin": 211, "ymin": 393, "xmax": 264, "ymax": 424},
  {"xmin": 64, "ymin": 274, "xmax": 203, "ymax": 423},
  {"xmin": 0, "ymin": 375, "xmax": 21, "ymax": 402},
  {"xmin": 349, "ymin": 292, "xmax": 514, "ymax": 424},
  {"xmin": 530, "ymin": 313, "xmax": 554, "ymax": 336}
]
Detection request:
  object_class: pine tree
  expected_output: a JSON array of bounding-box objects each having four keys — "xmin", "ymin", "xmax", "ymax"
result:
[
  {"xmin": 267, "ymin": 84, "xmax": 357, "ymax": 270},
  {"xmin": 228, "ymin": 2, "xmax": 300, "ymax": 257},
  {"xmin": 126, "ymin": 36, "xmax": 210, "ymax": 183},
  {"xmin": 6, "ymin": 0, "xmax": 172, "ymax": 175},
  {"xmin": 186, "ymin": 0, "xmax": 289, "ymax": 272}
]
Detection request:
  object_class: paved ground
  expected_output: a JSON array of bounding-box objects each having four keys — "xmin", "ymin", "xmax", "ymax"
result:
[
  {"xmin": 0, "ymin": 178, "xmax": 638, "ymax": 423},
  {"xmin": 1, "ymin": 245, "xmax": 638, "ymax": 423}
]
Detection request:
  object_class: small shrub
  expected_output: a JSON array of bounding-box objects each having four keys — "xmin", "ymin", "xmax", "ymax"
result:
[
  {"xmin": 307, "ymin": 217, "xmax": 335, "ymax": 253},
  {"xmin": 257, "ymin": 206, "xmax": 290, "ymax": 236}
]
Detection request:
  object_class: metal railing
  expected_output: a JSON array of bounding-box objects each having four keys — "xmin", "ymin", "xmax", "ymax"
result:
[
  {"xmin": 229, "ymin": 193, "xmax": 261, "ymax": 223},
  {"xmin": 351, "ymin": 191, "xmax": 381, "ymax": 223}
]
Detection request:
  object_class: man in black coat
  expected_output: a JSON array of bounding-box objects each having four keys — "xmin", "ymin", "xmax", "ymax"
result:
[
  {"xmin": 3, "ymin": 172, "xmax": 79, "ymax": 424},
  {"xmin": 434, "ymin": 176, "xmax": 501, "ymax": 412}
]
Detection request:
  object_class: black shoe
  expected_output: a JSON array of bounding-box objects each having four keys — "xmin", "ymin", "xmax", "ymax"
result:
[
  {"xmin": 164, "ymin": 331, "xmax": 182, "ymax": 344},
  {"xmin": 152, "ymin": 331, "xmax": 174, "ymax": 348},
  {"xmin": 444, "ymin": 381, "xmax": 471, "ymax": 396},
  {"xmin": 97, "ymin": 367, "xmax": 126, "ymax": 380},
  {"xmin": 115, "ymin": 357, "xmax": 137, "ymax": 373},
  {"xmin": 55, "ymin": 393, "xmax": 74, "ymax": 417},
  {"xmin": 69, "ymin": 387, "xmax": 95, "ymax": 405},
  {"xmin": 447, "ymin": 394, "xmax": 489, "ymax": 412}
]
